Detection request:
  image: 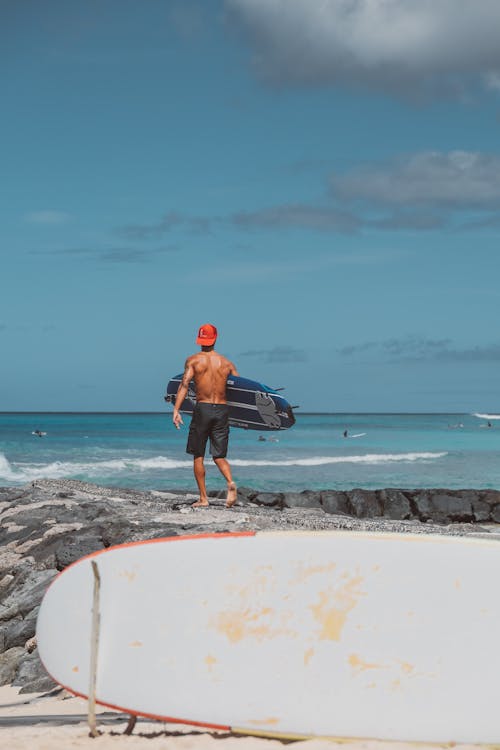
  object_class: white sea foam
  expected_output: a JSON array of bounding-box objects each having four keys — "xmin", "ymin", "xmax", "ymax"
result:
[
  {"xmin": 0, "ymin": 450, "xmax": 447, "ymax": 484},
  {"xmin": 0, "ymin": 453, "xmax": 19, "ymax": 482},
  {"xmin": 230, "ymin": 452, "xmax": 447, "ymax": 467},
  {"xmin": 0, "ymin": 453, "xmax": 193, "ymax": 483},
  {"xmin": 473, "ymin": 413, "xmax": 500, "ymax": 420}
]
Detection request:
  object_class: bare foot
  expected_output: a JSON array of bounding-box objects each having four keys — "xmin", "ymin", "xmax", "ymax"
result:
[
  {"xmin": 192, "ymin": 499, "xmax": 209, "ymax": 508},
  {"xmin": 226, "ymin": 482, "xmax": 237, "ymax": 508}
]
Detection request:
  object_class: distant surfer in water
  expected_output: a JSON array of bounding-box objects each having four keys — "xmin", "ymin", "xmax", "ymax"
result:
[{"xmin": 173, "ymin": 323, "xmax": 239, "ymax": 508}]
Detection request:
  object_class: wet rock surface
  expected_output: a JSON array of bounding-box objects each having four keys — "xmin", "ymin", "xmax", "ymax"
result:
[{"xmin": 1, "ymin": 478, "xmax": 499, "ymax": 693}]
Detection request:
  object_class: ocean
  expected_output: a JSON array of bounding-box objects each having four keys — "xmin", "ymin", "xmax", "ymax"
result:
[{"xmin": 1, "ymin": 412, "xmax": 499, "ymax": 493}]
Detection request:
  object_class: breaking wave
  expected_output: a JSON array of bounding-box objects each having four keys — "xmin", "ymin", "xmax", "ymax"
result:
[
  {"xmin": 473, "ymin": 413, "xmax": 500, "ymax": 420},
  {"xmin": 231, "ymin": 452, "xmax": 447, "ymax": 467},
  {"xmin": 0, "ymin": 451, "xmax": 447, "ymax": 485},
  {"xmin": 0, "ymin": 453, "xmax": 193, "ymax": 484}
]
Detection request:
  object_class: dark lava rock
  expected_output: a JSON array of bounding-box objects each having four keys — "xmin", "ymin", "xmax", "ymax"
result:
[
  {"xmin": 320, "ymin": 491, "xmax": 351, "ymax": 516},
  {"xmin": 0, "ymin": 647, "xmax": 25, "ymax": 686},
  {"xmin": 282, "ymin": 491, "xmax": 322, "ymax": 510},
  {"xmin": 413, "ymin": 492, "xmax": 474, "ymax": 523},
  {"xmin": 349, "ymin": 490, "xmax": 382, "ymax": 518},
  {"xmin": 0, "ymin": 569, "xmax": 56, "ymax": 621},
  {"xmin": 54, "ymin": 534, "xmax": 106, "ymax": 570},
  {"xmin": 252, "ymin": 492, "xmax": 283, "ymax": 508},
  {"xmin": 0, "ymin": 612, "xmax": 38, "ymax": 651},
  {"xmin": 13, "ymin": 650, "xmax": 57, "ymax": 694},
  {"xmin": 378, "ymin": 489, "xmax": 412, "ymax": 520},
  {"xmin": 236, "ymin": 486, "xmax": 258, "ymax": 503}
]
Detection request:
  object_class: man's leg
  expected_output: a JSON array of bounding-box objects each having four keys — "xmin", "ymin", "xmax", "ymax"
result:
[
  {"xmin": 213, "ymin": 458, "xmax": 237, "ymax": 508},
  {"xmin": 192, "ymin": 456, "xmax": 209, "ymax": 507}
]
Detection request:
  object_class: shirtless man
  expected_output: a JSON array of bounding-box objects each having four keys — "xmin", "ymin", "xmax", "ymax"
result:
[{"xmin": 173, "ymin": 324, "xmax": 238, "ymax": 508}]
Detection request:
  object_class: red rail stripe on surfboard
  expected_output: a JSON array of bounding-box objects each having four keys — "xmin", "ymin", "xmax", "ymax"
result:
[{"xmin": 42, "ymin": 680, "xmax": 232, "ymax": 731}]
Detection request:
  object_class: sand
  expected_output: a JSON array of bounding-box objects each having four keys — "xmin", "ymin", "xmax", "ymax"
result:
[{"xmin": 0, "ymin": 685, "xmax": 486, "ymax": 750}]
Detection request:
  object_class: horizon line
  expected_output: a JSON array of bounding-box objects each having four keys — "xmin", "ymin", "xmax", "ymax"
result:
[{"xmin": 0, "ymin": 411, "xmax": 494, "ymax": 416}]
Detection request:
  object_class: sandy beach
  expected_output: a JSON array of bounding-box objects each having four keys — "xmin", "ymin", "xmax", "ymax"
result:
[{"xmin": 0, "ymin": 684, "xmax": 487, "ymax": 750}]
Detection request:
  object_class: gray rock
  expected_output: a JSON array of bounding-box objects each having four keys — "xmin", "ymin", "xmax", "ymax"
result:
[
  {"xmin": 13, "ymin": 650, "xmax": 56, "ymax": 694},
  {"xmin": 0, "ymin": 489, "xmax": 30, "ymax": 503},
  {"xmin": 378, "ymin": 489, "xmax": 412, "ymax": 520},
  {"xmin": 0, "ymin": 569, "xmax": 56, "ymax": 621},
  {"xmin": 282, "ymin": 491, "xmax": 322, "ymax": 510},
  {"xmin": 413, "ymin": 492, "xmax": 473, "ymax": 523},
  {"xmin": 235, "ymin": 486, "xmax": 258, "ymax": 502},
  {"xmin": 472, "ymin": 499, "xmax": 491, "ymax": 522},
  {"xmin": 481, "ymin": 490, "xmax": 500, "ymax": 508},
  {"xmin": 0, "ymin": 615, "xmax": 37, "ymax": 651},
  {"xmin": 0, "ymin": 646, "xmax": 25, "ymax": 686},
  {"xmin": 320, "ymin": 491, "xmax": 351, "ymax": 515},
  {"xmin": 252, "ymin": 493, "xmax": 283, "ymax": 508},
  {"xmin": 349, "ymin": 490, "xmax": 382, "ymax": 518},
  {"xmin": 54, "ymin": 535, "xmax": 105, "ymax": 570}
]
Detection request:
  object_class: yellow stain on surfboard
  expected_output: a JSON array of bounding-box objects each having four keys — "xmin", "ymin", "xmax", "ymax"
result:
[
  {"xmin": 213, "ymin": 606, "xmax": 297, "ymax": 644},
  {"xmin": 348, "ymin": 653, "xmax": 386, "ymax": 673},
  {"xmin": 225, "ymin": 569, "xmax": 277, "ymax": 599},
  {"xmin": 309, "ymin": 574, "xmax": 365, "ymax": 641},
  {"xmin": 205, "ymin": 654, "xmax": 217, "ymax": 671},
  {"xmin": 349, "ymin": 655, "xmax": 418, "ymax": 680},
  {"xmin": 304, "ymin": 647, "xmax": 315, "ymax": 666},
  {"xmin": 290, "ymin": 561, "xmax": 337, "ymax": 585},
  {"xmin": 247, "ymin": 717, "xmax": 281, "ymax": 727},
  {"xmin": 399, "ymin": 661, "xmax": 415, "ymax": 675},
  {"xmin": 119, "ymin": 569, "xmax": 138, "ymax": 583}
]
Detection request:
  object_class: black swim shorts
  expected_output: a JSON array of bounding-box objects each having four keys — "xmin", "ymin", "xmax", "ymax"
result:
[{"xmin": 186, "ymin": 403, "xmax": 230, "ymax": 459}]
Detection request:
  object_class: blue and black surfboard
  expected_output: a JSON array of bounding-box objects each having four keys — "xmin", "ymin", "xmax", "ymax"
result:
[{"xmin": 165, "ymin": 374, "xmax": 296, "ymax": 431}]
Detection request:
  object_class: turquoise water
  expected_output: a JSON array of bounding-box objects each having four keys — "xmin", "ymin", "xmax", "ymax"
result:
[{"xmin": 1, "ymin": 412, "xmax": 499, "ymax": 492}]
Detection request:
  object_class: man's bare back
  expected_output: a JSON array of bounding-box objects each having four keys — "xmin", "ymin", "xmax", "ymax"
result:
[
  {"xmin": 172, "ymin": 345, "xmax": 238, "ymax": 428},
  {"xmin": 184, "ymin": 350, "xmax": 237, "ymax": 404}
]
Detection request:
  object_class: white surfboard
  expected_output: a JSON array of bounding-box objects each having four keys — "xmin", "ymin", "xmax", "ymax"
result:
[{"xmin": 36, "ymin": 530, "xmax": 500, "ymax": 743}]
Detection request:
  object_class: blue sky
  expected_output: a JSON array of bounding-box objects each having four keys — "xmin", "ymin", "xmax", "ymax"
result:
[{"xmin": 2, "ymin": 0, "xmax": 500, "ymax": 412}]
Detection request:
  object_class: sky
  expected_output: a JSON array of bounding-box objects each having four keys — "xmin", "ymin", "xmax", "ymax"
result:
[{"xmin": 2, "ymin": 0, "xmax": 500, "ymax": 413}]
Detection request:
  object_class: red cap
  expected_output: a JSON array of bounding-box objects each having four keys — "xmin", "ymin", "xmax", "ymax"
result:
[{"xmin": 196, "ymin": 323, "xmax": 218, "ymax": 346}]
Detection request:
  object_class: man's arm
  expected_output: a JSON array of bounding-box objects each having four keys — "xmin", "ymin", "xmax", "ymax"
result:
[
  {"xmin": 229, "ymin": 360, "xmax": 239, "ymax": 376},
  {"xmin": 173, "ymin": 359, "xmax": 194, "ymax": 429}
]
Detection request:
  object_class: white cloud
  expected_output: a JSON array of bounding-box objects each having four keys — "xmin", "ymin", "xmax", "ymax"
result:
[
  {"xmin": 226, "ymin": 0, "xmax": 500, "ymax": 95},
  {"xmin": 25, "ymin": 210, "xmax": 71, "ymax": 225},
  {"xmin": 331, "ymin": 151, "xmax": 500, "ymax": 208}
]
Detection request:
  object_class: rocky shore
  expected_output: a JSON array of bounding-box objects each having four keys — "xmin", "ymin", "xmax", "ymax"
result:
[{"xmin": 1, "ymin": 479, "xmax": 500, "ymax": 695}]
